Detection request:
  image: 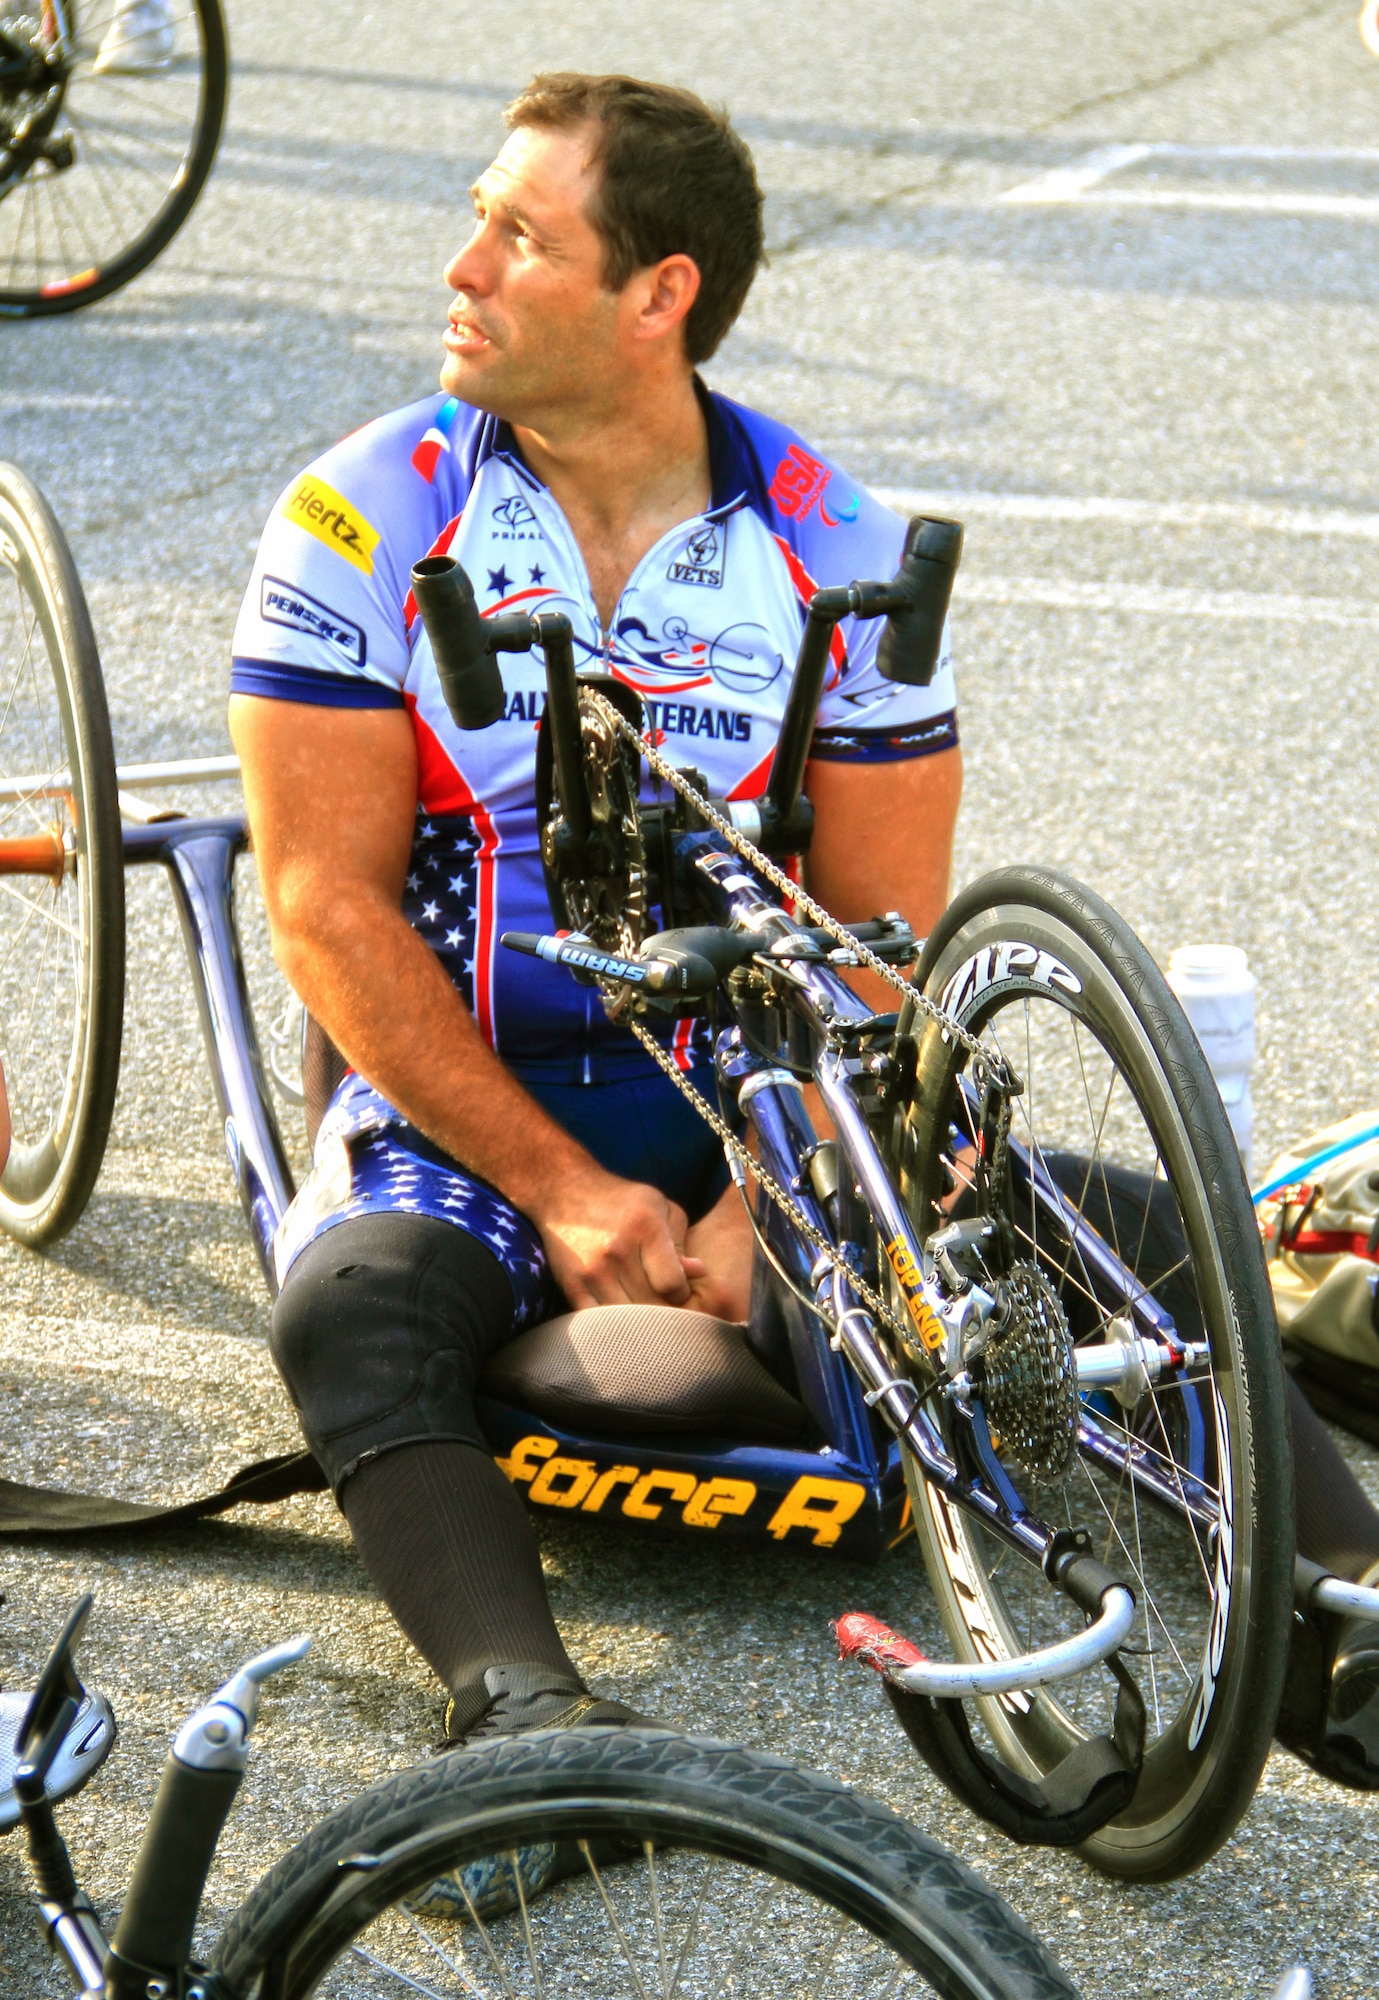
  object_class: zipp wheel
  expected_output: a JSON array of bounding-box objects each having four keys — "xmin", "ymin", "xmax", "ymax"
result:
[
  {"xmin": 893, "ymin": 866, "xmax": 1292, "ymax": 1881},
  {"xmin": 0, "ymin": 462, "xmax": 123, "ymax": 1241}
]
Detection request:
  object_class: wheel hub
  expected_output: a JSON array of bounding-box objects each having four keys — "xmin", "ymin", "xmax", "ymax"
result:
[
  {"xmin": 0, "ymin": 12, "xmax": 70, "ymax": 185},
  {"xmin": 977, "ymin": 1260, "xmax": 1079, "ymax": 1483}
]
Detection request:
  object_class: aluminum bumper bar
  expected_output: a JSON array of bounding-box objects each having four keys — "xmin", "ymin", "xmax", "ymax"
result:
[{"xmin": 885, "ymin": 1585, "xmax": 1136, "ymax": 1698}]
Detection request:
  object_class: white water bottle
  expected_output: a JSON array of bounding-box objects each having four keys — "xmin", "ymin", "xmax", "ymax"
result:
[{"xmin": 1166, "ymin": 945, "xmax": 1256, "ymax": 1175}]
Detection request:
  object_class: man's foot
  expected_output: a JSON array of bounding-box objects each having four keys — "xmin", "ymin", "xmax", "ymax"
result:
[
  {"xmin": 445, "ymin": 1661, "xmax": 658, "ymax": 1747},
  {"xmin": 408, "ymin": 1664, "xmax": 672, "ymax": 1922},
  {"xmin": 93, "ymin": 0, "xmax": 175, "ymax": 75}
]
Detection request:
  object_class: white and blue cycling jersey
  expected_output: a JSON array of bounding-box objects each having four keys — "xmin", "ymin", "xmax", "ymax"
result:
[{"xmin": 231, "ymin": 385, "xmax": 958, "ymax": 1089}]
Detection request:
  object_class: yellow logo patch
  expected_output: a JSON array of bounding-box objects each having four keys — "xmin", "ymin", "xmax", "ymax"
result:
[
  {"xmin": 279, "ymin": 472, "xmax": 380, "ymax": 575},
  {"xmin": 883, "ymin": 1234, "xmax": 946, "ymax": 1354}
]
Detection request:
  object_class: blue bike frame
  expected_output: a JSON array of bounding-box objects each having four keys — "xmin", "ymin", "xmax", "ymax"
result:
[{"xmin": 123, "ymin": 801, "xmax": 1207, "ymax": 1570}]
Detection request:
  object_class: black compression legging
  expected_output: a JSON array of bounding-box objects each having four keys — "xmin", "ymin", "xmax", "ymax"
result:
[
  {"xmin": 270, "ymin": 1213, "xmax": 579, "ymax": 1727},
  {"xmin": 1288, "ymin": 1370, "xmax": 1379, "ymax": 1579}
]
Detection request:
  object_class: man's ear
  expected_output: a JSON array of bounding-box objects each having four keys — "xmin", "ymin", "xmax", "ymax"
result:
[{"xmin": 633, "ymin": 253, "xmax": 701, "ymax": 349}]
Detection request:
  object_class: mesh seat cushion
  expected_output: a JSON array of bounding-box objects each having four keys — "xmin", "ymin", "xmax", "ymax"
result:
[{"xmin": 481, "ymin": 1305, "xmax": 807, "ymax": 1443}]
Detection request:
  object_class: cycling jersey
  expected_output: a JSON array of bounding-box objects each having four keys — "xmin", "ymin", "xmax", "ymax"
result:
[{"xmin": 231, "ymin": 386, "xmax": 958, "ymax": 1085}]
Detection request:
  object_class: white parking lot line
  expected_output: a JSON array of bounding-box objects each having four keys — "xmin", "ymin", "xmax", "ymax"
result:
[
  {"xmin": 954, "ymin": 574, "xmax": 1379, "ymax": 626},
  {"xmin": 998, "ymin": 141, "xmax": 1379, "ymax": 220},
  {"xmin": 876, "ymin": 488, "xmax": 1379, "ymax": 541},
  {"xmin": 997, "ymin": 143, "xmax": 1157, "ymax": 205}
]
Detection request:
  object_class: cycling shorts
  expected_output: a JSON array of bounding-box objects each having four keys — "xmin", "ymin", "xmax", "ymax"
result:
[{"xmin": 272, "ymin": 1066, "xmax": 731, "ymax": 1320}]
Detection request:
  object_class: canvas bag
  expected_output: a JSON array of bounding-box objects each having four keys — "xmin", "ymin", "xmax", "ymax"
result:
[{"xmin": 1261, "ymin": 1109, "xmax": 1379, "ymax": 1442}]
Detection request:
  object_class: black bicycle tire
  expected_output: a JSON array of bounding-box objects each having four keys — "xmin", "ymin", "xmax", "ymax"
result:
[
  {"xmin": 0, "ymin": 0, "xmax": 228, "ymax": 318},
  {"xmin": 0, "ymin": 462, "xmax": 124, "ymax": 1241},
  {"xmin": 211, "ymin": 1729, "xmax": 1080, "ymax": 2000},
  {"xmin": 900, "ymin": 865, "xmax": 1293, "ymax": 1882}
]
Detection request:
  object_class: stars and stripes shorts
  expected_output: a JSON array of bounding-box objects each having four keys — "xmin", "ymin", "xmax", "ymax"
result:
[{"xmin": 271, "ymin": 1065, "xmax": 730, "ymax": 1325}]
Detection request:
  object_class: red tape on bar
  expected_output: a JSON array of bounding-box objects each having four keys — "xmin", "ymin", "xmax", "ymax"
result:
[{"xmin": 832, "ymin": 1611, "xmax": 926, "ymax": 1673}]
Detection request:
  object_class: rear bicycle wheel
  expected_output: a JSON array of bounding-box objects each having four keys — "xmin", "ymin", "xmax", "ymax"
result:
[
  {"xmin": 0, "ymin": 0, "xmax": 227, "ymax": 315},
  {"xmin": 0, "ymin": 462, "xmax": 123, "ymax": 1242},
  {"xmin": 892, "ymin": 866, "xmax": 1292, "ymax": 1881},
  {"xmin": 212, "ymin": 1729, "xmax": 1080, "ymax": 2000}
]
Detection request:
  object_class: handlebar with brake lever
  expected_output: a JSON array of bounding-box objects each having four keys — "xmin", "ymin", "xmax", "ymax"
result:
[
  {"xmin": 9, "ymin": 1598, "xmax": 310, "ymax": 2000},
  {"xmin": 409, "ymin": 513, "xmax": 963, "ymax": 864}
]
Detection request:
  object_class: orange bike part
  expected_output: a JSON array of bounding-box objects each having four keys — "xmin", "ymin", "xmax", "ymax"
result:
[{"xmin": 0, "ymin": 827, "xmax": 67, "ymax": 879}]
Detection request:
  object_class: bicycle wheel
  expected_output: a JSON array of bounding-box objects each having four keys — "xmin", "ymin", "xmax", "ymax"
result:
[
  {"xmin": 891, "ymin": 866, "xmax": 1292, "ymax": 1882},
  {"xmin": 0, "ymin": 0, "xmax": 227, "ymax": 316},
  {"xmin": 0, "ymin": 463, "xmax": 123, "ymax": 1242},
  {"xmin": 212, "ymin": 1729, "xmax": 1080, "ymax": 2000}
]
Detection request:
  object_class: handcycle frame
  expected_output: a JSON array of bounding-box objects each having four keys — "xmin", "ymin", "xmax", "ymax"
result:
[
  {"xmin": 109, "ymin": 774, "xmax": 1183, "ymax": 1615},
  {"xmin": 87, "ymin": 551, "xmax": 1200, "ymax": 1657}
]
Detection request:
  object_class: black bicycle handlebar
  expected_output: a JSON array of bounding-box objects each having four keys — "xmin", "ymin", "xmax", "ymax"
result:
[{"xmin": 766, "ymin": 514, "xmax": 964, "ymax": 837}]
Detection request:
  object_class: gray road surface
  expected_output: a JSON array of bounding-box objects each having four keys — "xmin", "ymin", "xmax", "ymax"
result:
[{"xmin": 3, "ymin": 2, "xmax": 1379, "ymax": 1993}]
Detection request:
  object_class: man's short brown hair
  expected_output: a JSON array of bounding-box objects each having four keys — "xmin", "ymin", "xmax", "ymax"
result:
[{"xmin": 505, "ymin": 72, "xmax": 764, "ymax": 366}]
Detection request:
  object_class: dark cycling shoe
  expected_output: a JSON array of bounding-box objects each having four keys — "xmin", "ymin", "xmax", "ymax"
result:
[
  {"xmin": 1330, "ymin": 1563, "xmax": 1379, "ymax": 1723},
  {"xmin": 443, "ymin": 1661, "xmax": 662, "ymax": 1748},
  {"xmin": 408, "ymin": 1664, "xmax": 674, "ymax": 1922}
]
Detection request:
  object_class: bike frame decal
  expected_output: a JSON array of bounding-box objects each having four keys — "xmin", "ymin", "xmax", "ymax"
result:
[
  {"xmin": 1188, "ymin": 1378, "xmax": 1234, "ymax": 1750},
  {"xmin": 940, "ymin": 941, "xmax": 1083, "ymax": 1023},
  {"xmin": 496, "ymin": 1432, "xmax": 866, "ymax": 1546},
  {"xmin": 883, "ymin": 1233, "xmax": 945, "ymax": 1353}
]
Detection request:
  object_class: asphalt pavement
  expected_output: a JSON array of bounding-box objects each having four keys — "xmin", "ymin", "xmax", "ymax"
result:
[{"xmin": 3, "ymin": 2, "xmax": 1379, "ymax": 1993}]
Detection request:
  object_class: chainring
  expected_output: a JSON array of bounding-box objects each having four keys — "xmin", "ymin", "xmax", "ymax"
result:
[
  {"xmin": 977, "ymin": 1260, "xmax": 1080, "ymax": 1484},
  {"xmin": 535, "ymin": 681, "xmax": 648, "ymax": 966}
]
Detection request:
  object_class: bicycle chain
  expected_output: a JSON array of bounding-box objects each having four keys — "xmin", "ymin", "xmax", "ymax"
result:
[
  {"xmin": 571, "ymin": 683, "xmax": 988, "ymax": 1354},
  {"xmin": 622, "ymin": 1010, "xmax": 915, "ymax": 1350},
  {"xmin": 581, "ymin": 686, "xmax": 988, "ymax": 1065}
]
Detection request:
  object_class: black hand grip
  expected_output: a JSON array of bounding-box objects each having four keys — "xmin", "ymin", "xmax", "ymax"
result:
[
  {"xmin": 876, "ymin": 516, "xmax": 963, "ymax": 687},
  {"xmin": 108, "ymin": 1756, "xmax": 242, "ymax": 1979},
  {"xmin": 410, "ymin": 555, "xmax": 506, "ymax": 729}
]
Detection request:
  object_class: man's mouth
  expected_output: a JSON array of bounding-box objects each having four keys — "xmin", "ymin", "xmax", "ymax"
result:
[{"xmin": 444, "ymin": 315, "xmax": 493, "ymax": 356}]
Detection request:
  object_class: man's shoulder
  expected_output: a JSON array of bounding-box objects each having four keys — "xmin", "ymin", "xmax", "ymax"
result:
[
  {"xmin": 707, "ymin": 390, "xmax": 904, "ymax": 584},
  {"xmin": 295, "ymin": 394, "xmax": 491, "ymax": 508}
]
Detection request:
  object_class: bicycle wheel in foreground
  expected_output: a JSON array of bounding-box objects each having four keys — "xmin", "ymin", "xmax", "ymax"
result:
[
  {"xmin": 0, "ymin": 0, "xmax": 227, "ymax": 316},
  {"xmin": 212, "ymin": 1729, "xmax": 1080, "ymax": 2000},
  {"xmin": 0, "ymin": 463, "xmax": 123, "ymax": 1243},
  {"xmin": 893, "ymin": 866, "xmax": 1292, "ymax": 1882}
]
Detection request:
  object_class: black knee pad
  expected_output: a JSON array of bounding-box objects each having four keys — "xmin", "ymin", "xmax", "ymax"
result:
[{"xmin": 270, "ymin": 1212, "xmax": 517, "ymax": 1492}]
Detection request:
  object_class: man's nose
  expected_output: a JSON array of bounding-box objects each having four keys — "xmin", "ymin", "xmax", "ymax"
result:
[{"xmin": 444, "ymin": 225, "xmax": 492, "ymax": 296}]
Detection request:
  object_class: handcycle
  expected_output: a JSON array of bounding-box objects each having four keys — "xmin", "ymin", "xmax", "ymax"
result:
[
  {"xmin": 3, "ymin": 1594, "xmax": 1084, "ymax": 2000},
  {"xmin": 0, "ymin": 0, "xmax": 226, "ymax": 316},
  {"xmin": 0, "ymin": 455, "xmax": 1305, "ymax": 1884}
]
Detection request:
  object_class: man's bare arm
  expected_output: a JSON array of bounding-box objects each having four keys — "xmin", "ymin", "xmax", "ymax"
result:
[
  {"xmin": 229, "ymin": 693, "xmax": 698, "ymax": 1307},
  {"xmin": 804, "ymin": 744, "xmax": 962, "ymax": 940}
]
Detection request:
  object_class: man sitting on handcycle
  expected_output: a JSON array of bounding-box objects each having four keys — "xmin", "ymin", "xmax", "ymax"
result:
[{"xmin": 228, "ymin": 72, "xmax": 962, "ymax": 1746}]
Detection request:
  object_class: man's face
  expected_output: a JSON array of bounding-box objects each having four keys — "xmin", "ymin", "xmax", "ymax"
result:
[{"xmin": 440, "ymin": 123, "xmax": 627, "ymax": 422}]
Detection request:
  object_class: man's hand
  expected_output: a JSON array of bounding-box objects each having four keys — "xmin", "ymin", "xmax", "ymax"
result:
[
  {"xmin": 682, "ymin": 1182, "xmax": 755, "ymax": 1322},
  {"xmin": 530, "ymin": 1166, "xmax": 703, "ymax": 1309}
]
